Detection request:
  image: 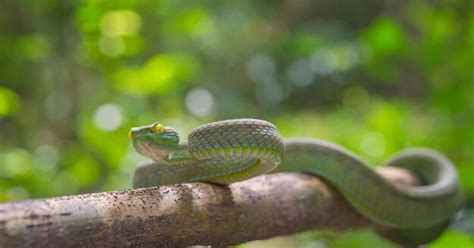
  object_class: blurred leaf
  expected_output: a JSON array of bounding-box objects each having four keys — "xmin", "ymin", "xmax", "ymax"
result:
[
  {"xmin": 169, "ymin": 8, "xmax": 212, "ymax": 36},
  {"xmin": 0, "ymin": 87, "xmax": 20, "ymax": 117},
  {"xmin": 114, "ymin": 53, "xmax": 199, "ymax": 95},
  {"xmin": 79, "ymin": 115, "xmax": 128, "ymax": 168},
  {"xmin": 430, "ymin": 230, "xmax": 474, "ymax": 248},
  {"xmin": 364, "ymin": 17, "xmax": 407, "ymax": 55},
  {"xmin": 284, "ymin": 33, "xmax": 325, "ymax": 57},
  {"xmin": 459, "ymin": 166, "xmax": 474, "ymax": 193},
  {"xmin": 0, "ymin": 1, "xmax": 473, "ymax": 246},
  {"xmin": 51, "ymin": 171, "xmax": 80, "ymax": 196},
  {"xmin": 69, "ymin": 156, "xmax": 101, "ymax": 186},
  {"xmin": 17, "ymin": 34, "xmax": 50, "ymax": 61},
  {"xmin": 331, "ymin": 229, "xmax": 398, "ymax": 248}
]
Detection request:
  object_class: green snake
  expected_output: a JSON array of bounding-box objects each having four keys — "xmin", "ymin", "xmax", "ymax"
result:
[{"xmin": 129, "ymin": 118, "xmax": 463, "ymax": 245}]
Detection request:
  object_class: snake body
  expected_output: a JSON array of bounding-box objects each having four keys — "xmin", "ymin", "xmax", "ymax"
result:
[{"xmin": 129, "ymin": 118, "xmax": 463, "ymax": 245}]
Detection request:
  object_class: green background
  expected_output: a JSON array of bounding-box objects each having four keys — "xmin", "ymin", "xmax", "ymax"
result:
[{"xmin": 0, "ymin": 0, "xmax": 472, "ymax": 246}]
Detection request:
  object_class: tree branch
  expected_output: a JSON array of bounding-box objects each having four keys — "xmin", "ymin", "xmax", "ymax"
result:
[{"xmin": 0, "ymin": 167, "xmax": 419, "ymax": 247}]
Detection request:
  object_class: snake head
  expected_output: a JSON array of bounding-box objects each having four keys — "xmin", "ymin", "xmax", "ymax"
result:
[{"xmin": 129, "ymin": 122, "xmax": 180, "ymax": 161}]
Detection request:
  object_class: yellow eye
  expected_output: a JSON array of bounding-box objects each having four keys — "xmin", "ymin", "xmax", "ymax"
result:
[
  {"xmin": 155, "ymin": 123, "xmax": 165, "ymax": 134},
  {"xmin": 128, "ymin": 130, "xmax": 133, "ymax": 139}
]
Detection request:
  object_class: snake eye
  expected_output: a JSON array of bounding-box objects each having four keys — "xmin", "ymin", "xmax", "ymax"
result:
[
  {"xmin": 128, "ymin": 130, "xmax": 133, "ymax": 139},
  {"xmin": 155, "ymin": 123, "xmax": 165, "ymax": 134}
]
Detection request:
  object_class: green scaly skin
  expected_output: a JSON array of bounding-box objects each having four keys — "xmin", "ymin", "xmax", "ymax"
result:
[{"xmin": 129, "ymin": 118, "xmax": 463, "ymax": 245}]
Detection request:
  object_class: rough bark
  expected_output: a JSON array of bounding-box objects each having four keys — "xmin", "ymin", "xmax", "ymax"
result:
[{"xmin": 0, "ymin": 167, "xmax": 419, "ymax": 248}]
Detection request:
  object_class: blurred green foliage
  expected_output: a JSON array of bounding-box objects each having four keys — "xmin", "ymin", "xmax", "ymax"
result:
[{"xmin": 0, "ymin": 0, "xmax": 473, "ymax": 246}]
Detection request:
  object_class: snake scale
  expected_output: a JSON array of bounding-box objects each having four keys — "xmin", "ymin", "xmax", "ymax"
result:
[{"xmin": 129, "ymin": 118, "xmax": 463, "ymax": 245}]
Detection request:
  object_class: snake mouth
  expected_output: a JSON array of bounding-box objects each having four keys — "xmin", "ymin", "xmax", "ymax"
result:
[
  {"xmin": 133, "ymin": 138, "xmax": 173, "ymax": 162},
  {"xmin": 133, "ymin": 139, "xmax": 155, "ymax": 158},
  {"xmin": 143, "ymin": 142, "xmax": 157, "ymax": 156}
]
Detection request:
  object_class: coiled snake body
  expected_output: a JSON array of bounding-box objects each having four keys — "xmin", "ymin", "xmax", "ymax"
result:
[{"xmin": 129, "ymin": 118, "xmax": 463, "ymax": 245}]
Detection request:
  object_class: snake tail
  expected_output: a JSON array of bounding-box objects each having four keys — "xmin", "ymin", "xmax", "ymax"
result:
[{"xmin": 277, "ymin": 138, "xmax": 462, "ymax": 244}]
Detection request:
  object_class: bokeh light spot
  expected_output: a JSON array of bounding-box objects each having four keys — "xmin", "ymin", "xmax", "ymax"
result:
[
  {"xmin": 100, "ymin": 10, "xmax": 142, "ymax": 37},
  {"xmin": 311, "ymin": 44, "xmax": 360, "ymax": 74},
  {"xmin": 98, "ymin": 36, "xmax": 125, "ymax": 57},
  {"xmin": 0, "ymin": 149, "xmax": 33, "ymax": 178},
  {"xmin": 185, "ymin": 87, "xmax": 214, "ymax": 117},
  {"xmin": 332, "ymin": 44, "xmax": 360, "ymax": 71},
  {"xmin": 34, "ymin": 145, "xmax": 59, "ymax": 171},
  {"xmin": 246, "ymin": 55, "xmax": 276, "ymax": 83},
  {"xmin": 342, "ymin": 86, "xmax": 370, "ymax": 111},
  {"xmin": 94, "ymin": 104, "xmax": 123, "ymax": 131},
  {"xmin": 310, "ymin": 48, "xmax": 338, "ymax": 75},
  {"xmin": 359, "ymin": 132, "xmax": 386, "ymax": 160},
  {"xmin": 286, "ymin": 59, "xmax": 314, "ymax": 87},
  {"xmin": 364, "ymin": 17, "xmax": 406, "ymax": 54}
]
